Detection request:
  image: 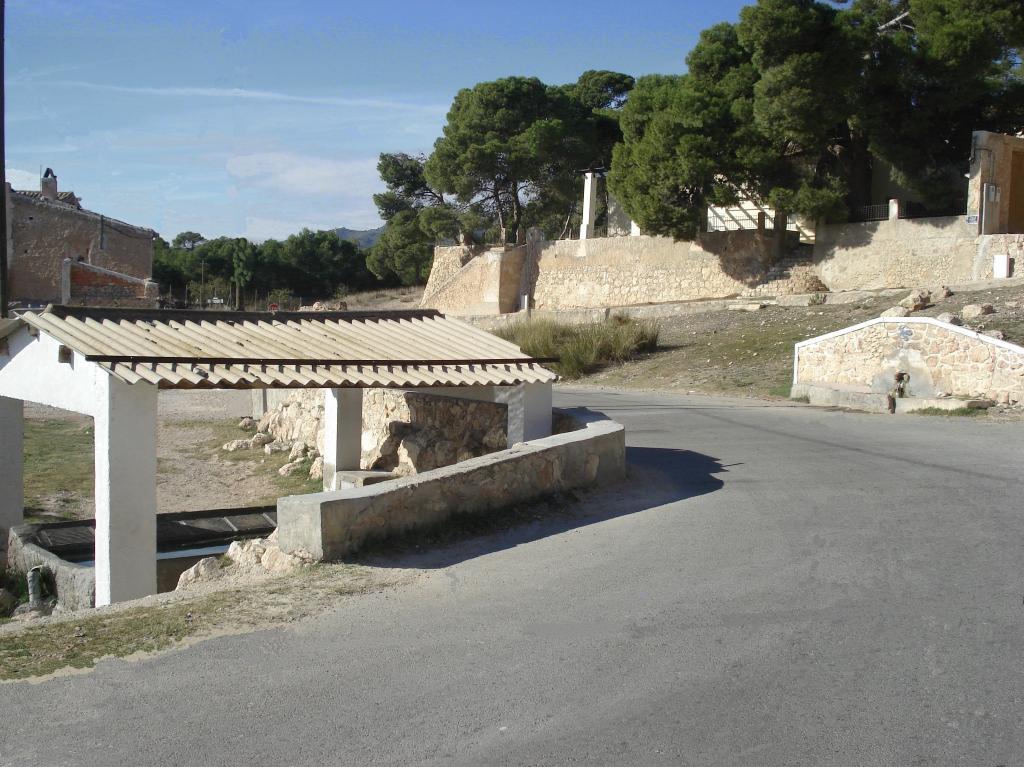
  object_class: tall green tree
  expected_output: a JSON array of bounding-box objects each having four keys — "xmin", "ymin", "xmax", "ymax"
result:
[{"xmin": 424, "ymin": 75, "xmax": 629, "ymax": 243}]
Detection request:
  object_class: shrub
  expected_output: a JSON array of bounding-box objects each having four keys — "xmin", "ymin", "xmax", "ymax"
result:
[{"xmin": 494, "ymin": 316, "xmax": 660, "ymax": 379}]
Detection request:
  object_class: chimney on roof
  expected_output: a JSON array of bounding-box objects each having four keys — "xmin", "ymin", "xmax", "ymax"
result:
[{"xmin": 40, "ymin": 168, "xmax": 57, "ymax": 202}]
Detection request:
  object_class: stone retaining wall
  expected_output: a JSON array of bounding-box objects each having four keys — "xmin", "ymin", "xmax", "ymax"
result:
[
  {"xmin": 277, "ymin": 411, "xmax": 625, "ymax": 561},
  {"xmin": 812, "ymin": 216, "xmax": 986, "ymax": 291},
  {"xmin": 258, "ymin": 388, "xmax": 508, "ymax": 475},
  {"xmin": 528, "ymin": 233, "xmax": 797, "ymax": 309},
  {"xmin": 794, "ymin": 318, "xmax": 1024, "ymax": 404},
  {"xmin": 6, "ymin": 527, "xmax": 96, "ymax": 610}
]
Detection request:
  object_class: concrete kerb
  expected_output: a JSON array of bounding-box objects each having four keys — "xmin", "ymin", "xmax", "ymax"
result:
[{"xmin": 277, "ymin": 410, "xmax": 626, "ymax": 561}]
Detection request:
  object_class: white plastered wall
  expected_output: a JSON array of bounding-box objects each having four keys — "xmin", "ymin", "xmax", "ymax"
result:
[{"xmin": 0, "ymin": 326, "xmax": 158, "ymax": 605}]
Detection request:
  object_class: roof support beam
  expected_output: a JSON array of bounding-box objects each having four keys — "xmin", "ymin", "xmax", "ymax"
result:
[
  {"xmin": 93, "ymin": 375, "xmax": 158, "ymax": 606},
  {"xmin": 0, "ymin": 396, "xmax": 24, "ymax": 563},
  {"xmin": 323, "ymin": 388, "xmax": 363, "ymax": 491}
]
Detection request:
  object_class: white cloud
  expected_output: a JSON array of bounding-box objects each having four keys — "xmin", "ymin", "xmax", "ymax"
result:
[
  {"xmin": 225, "ymin": 152, "xmax": 380, "ymax": 198},
  {"xmin": 5, "ymin": 168, "xmax": 40, "ymax": 190},
  {"xmin": 49, "ymin": 81, "xmax": 446, "ymax": 114}
]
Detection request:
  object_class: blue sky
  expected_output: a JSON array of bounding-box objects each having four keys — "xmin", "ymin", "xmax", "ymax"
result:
[{"xmin": 6, "ymin": 0, "xmax": 748, "ymax": 241}]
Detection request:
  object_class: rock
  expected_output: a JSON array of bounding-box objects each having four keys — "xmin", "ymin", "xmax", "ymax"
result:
[
  {"xmin": 899, "ymin": 289, "xmax": 931, "ymax": 310},
  {"xmin": 880, "ymin": 306, "xmax": 911, "ymax": 318},
  {"xmin": 263, "ymin": 440, "xmax": 291, "ymax": 455},
  {"xmin": 250, "ymin": 432, "xmax": 273, "ymax": 447},
  {"xmin": 0, "ymin": 588, "xmax": 19, "ymax": 617},
  {"xmin": 482, "ymin": 424, "xmax": 507, "ymax": 452},
  {"xmin": 226, "ymin": 537, "xmax": 268, "ymax": 569},
  {"xmin": 728, "ymin": 302, "xmax": 766, "ymax": 312},
  {"xmin": 932, "ymin": 285, "xmax": 953, "ymax": 299},
  {"xmin": 961, "ymin": 303, "xmax": 994, "ymax": 320},
  {"xmin": 288, "ymin": 442, "xmax": 308, "ymax": 461},
  {"xmin": 278, "ymin": 459, "xmax": 305, "ymax": 476},
  {"xmin": 982, "ymin": 329, "xmax": 1005, "ymax": 340},
  {"xmin": 11, "ymin": 602, "xmax": 53, "ymax": 621},
  {"xmin": 260, "ymin": 545, "xmax": 311, "ymax": 574},
  {"xmin": 267, "ymin": 528, "xmax": 279, "ymax": 545},
  {"xmin": 308, "ymin": 455, "xmax": 324, "ymax": 481},
  {"xmin": 222, "ymin": 438, "xmax": 252, "ymax": 452},
  {"xmin": 175, "ymin": 556, "xmax": 221, "ymax": 589},
  {"xmin": 238, "ymin": 416, "xmax": 257, "ymax": 431},
  {"xmin": 935, "ymin": 312, "xmax": 962, "ymax": 326},
  {"xmin": 1004, "ymin": 300, "xmax": 1019, "ymax": 310}
]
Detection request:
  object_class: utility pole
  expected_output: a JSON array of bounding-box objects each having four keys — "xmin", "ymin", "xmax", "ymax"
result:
[{"xmin": 0, "ymin": 1, "xmax": 8, "ymax": 318}]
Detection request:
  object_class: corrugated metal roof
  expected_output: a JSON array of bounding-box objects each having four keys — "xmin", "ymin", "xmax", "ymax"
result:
[{"xmin": 16, "ymin": 306, "xmax": 557, "ymax": 390}]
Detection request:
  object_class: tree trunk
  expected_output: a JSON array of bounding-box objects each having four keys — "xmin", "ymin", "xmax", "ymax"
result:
[{"xmin": 508, "ymin": 186, "xmax": 523, "ymax": 245}]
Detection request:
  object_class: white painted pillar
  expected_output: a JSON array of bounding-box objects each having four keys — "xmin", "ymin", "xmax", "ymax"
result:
[
  {"xmin": 94, "ymin": 376, "xmax": 158, "ymax": 606},
  {"xmin": 580, "ymin": 171, "xmax": 598, "ymax": 240},
  {"xmin": 0, "ymin": 396, "xmax": 24, "ymax": 536},
  {"xmin": 504, "ymin": 382, "xmax": 553, "ymax": 447},
  {"xmin": 630, "ymin": 220, "xmax": 642, "ymax": 236},
  {"xmin": 323, "ymin": 388, "xmax": 363, "ymax": 491}
]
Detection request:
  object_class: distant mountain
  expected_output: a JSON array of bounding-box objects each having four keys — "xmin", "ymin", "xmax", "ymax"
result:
[{"xmin": 334, "ymin": 226, "xmax": 384, "ymax": 249}]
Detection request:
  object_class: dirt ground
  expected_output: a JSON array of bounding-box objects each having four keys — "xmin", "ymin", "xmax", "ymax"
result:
[
  {"xmin": 25, "ymin": 389, "xmax": 318, "ymax": 519},
  {"xmin": 583, "ymin": 281, "xmax": 1024, "ymax": 400}
]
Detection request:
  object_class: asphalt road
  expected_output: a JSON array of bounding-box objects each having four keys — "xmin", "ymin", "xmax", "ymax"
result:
[{"xmin": 2, "ymin": 388, "xmax": 1023, "ymax": 766}]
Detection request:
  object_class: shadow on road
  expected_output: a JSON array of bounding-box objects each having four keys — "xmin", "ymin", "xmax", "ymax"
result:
[{"xmin": 357, "ymin": 446, "xmax": 728, "ymax": 571}]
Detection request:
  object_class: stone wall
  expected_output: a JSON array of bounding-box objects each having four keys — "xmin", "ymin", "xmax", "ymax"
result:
[
  {"xmin": 6, "ymin": 189, "xmax": 155, "ymax": 305},
  {"xmin": 277, "ymin": 411, "xmax": 625, "ymax": 561},
  {"xmin": 421, "ymin": 246, "xmax": 525, "ymax": 315},
  {"xmin": 794, "ymin": 318, "xmax": 1024, "ymax": 404},
  {"xmin": 257, "ymin": 388, "xmax": 508, "ymax": 476},
  {"xmin": 527, "ymin": 232, "xmax": 797, "ymax": 309},
  {"xmin": 812, "ymin": 216, "xmax": 986, "ymax": 291}
]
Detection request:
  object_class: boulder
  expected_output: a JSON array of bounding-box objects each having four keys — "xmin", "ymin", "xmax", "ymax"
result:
[
  {"xmin": 288, "ymin": 442, "xmax": 308, "ymax": 461},
  {"xmin": 308, "ymin": 455, "xmax": 324, "ymax": 482},
  {"xmin": 900, "ymin": 289, "xmax": 931, "ymax": 310},
  {"xmin": 222, "ymin": 438, "xmax": 252, "ymax": 452},
  {"xmin": 1004, "ymin": 300, "xmax": 1019, "ymax": 310},
  {"xmin": 962, "ymin": 303, "xmax": 994, "ymax": 320},
  {"xmin": 482, "ymin": 424, "xmax": 507, "ymax": 452},
  {"xmin": 260, "ymin": 545, "xmax": 312, "ymax": 574},
  {"xmin": 226, "ymin": 537, "xmax": 268, "ymax": 569},
  {"xmin": 932, "ymin": 285, "xmax": 953, "ymax": 299},
  {"xmin": 935, "ymin": 312, "xmax": 962, "ymax": 326},
  {"xmin": 880, "ymin": 306, "xmax": 911, "ymax": 318},
  {"xmin": 278, "ymin": 459, "xmax": 306, "ymax": 477},
  {"xmin": 250, "ymin": 432, "xmax": 273, "ymax": 447},
  {"xmin": 263, "ymin": 440, "xmax": 291, "ymax": 455},
  {"xmin": 176, "ymin": 556, "xmax": 221, "ymax": 589},
  {"xmin": 238, "ymin": 416, "xmax": 258, "ymax": 431}
]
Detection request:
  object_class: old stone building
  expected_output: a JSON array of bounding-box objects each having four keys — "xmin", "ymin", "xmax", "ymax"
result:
[{"xmin": 5, "ymin": 169, "xmax": 158, "ymax": 308}]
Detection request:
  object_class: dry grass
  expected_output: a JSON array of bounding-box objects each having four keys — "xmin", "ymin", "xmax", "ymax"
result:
[
  {"xmin": 0, "ymin": 564, "xmax": 396, "ymax": 680},
  {"xmin": 584, "ymin": 282, "xmax": 1024, "ymax": 398},
  {"xmin": 341, "ymin": 285, "xmax": 424, "ymax": 311},
  {"xmin": 24, "ymin": 418, "xmax": 94, "ymax": 520},
  {"xmin": 494, "ymin": 315, "xmax": 660, "ymax": 379},
  {"xmin": 172, "ymin": 419, "xmax": 322, "ymax": 501}
]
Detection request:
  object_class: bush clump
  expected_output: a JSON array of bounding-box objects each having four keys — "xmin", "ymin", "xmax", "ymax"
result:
[{"xmin": 494, "ymin": 315, "xmax": 659, "ymax": 379}]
